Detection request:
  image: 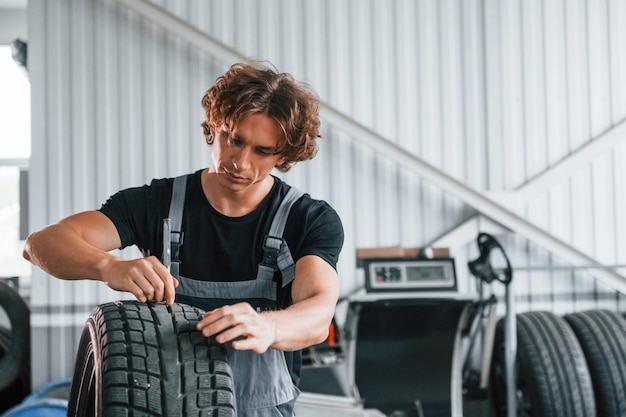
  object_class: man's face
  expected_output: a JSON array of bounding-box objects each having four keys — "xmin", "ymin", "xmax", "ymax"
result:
[{"xmin": 210, "ymin": 113, "xmax": 286, "ymax": 192}]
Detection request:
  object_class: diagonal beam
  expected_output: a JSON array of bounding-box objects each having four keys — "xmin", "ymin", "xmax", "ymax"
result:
[
  {"xmin": 116, "ymin": 0, "xmax": 246, "ymax": 64},
  {"xmin": 321, "ymin": 108, "xmax": 626, "ymax": 293},
  {"xmin": 427, "ymin": 215, "xmax": 509, "ymax": 249},
  {"xmin": 515, "ymin": 117, "xmax": 626, "ymax": 200},
  {"xmin": 115, "ymin": 0, "xmax": 626, "ymax": 293},
  {"xmin": 434, "ymin": 118, "xmax": 626, "ymax": 265}
]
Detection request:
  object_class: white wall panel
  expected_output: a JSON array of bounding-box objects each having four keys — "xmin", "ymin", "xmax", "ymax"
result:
[
  {"xmin": 521, "ymin": 0, "xmax": 549, "ymax": 180},
  {"xmin": 587, "ymin": 0, "xmax": 611, "ymax": 137},
  {"xmin": 565, "ymin": 0, "xmax": 592, "ymax": 150},
  {"xmin": 0, "ymin": 9, "xmax": 27, "ymax": 43},
  {"xmin": 26, "ymin": 0, "xmax": 626, "ymax": 386},
  {"xmin": 483, "ymin": 0, "xmax": 504, "ymax": 191},
  {"xmin": 609, "ymin": 0, "xmax": 626, "ymax": 118},
  {"xmin": 592, "ymin": 154, "xmax": 616, "ymax": 263},
  {"xmin": 544, "ymin": 0, "xmax": 569, "ymax": 166},
  {"xmin": 617, "ymin": 142, "xmax": 626, "ymax": 267}
]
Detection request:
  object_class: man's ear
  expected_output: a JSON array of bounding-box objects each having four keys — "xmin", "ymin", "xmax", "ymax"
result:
[
  {"xmin": 275, "ymin": 156, "xmax": 287, "ymax": 168},
  {"xmin": 203, "ymin": 122, "xmax": 214, "ymax": 145}
]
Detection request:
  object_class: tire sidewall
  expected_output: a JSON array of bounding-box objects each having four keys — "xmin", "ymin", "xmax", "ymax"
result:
[
  {"xmin": 67, "ymin": 317, "xmax": 102, "ymax": 417},
  {"xmin": 0, "ymin": 280, "xmax": 30, "ymax": 392}
]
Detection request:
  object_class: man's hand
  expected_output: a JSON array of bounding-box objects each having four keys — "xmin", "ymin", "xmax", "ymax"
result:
[
  {"xmin": 196, "ymin": 302, "xmax": 276, "ymax": 354},
  {"xmin": 195, "ymin": 255, "xmax": 339, "ymax": 354},
  {"xmin": 101, "ymin": 256, "xmax": 179, "ymax": 305},
  {"xmin": 23, "ymin": 211, "xmax": 180, "ymax": 305}
]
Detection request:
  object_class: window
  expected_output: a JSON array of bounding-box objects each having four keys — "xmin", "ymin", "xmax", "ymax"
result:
[{"xmin": 0, "ymin": 44, "xmax": 31, "ymax": 281}]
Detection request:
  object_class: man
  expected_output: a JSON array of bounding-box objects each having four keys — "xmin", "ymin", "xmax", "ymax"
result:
[{"xmin": 23, "ymin": 61, "xmax": 344, "ymax": 416}]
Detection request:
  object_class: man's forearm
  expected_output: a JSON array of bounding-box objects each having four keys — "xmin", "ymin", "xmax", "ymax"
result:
[
  {"xmin": 23, "ymin": 223, "xmax": 115, "ymax": 282},
  {"xmin": 267, "ymin": 294, "xmax": 335, "ymax": 351}
]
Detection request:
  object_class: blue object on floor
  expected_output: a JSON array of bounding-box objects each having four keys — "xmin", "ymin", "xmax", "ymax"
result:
[
  {"xmin": 21, "ymin": 378, "xmax": 71, "ymax": 403},
  {"xmin": 0, "ymin": 398, "xmax": 68, "ymax": 417},
  {"xmin": 0, "ymin": 378, "xmax": 71, "ymax": 417}
]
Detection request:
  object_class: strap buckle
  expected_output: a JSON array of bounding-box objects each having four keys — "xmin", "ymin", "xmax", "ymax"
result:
[
  {"xmin": 261, "ymin": 235, "xmax": 283, "ymax": 267},
  {"xmin": 170, "ymin": 231, "xmax": 184, "ymax": 263}
]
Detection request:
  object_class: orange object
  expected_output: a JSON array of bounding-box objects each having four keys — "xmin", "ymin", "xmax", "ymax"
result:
[{"xmin": 327, "ymin": 322, "xmax": 335, "ymax": 346}]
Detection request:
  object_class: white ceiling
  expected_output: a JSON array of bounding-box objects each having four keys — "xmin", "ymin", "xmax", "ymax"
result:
[{"xmin": 0, "ymin": 0, "xmax": 26, "ymax": 9}]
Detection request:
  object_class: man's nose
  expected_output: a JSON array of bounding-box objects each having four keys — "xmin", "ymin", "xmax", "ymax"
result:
[{"xmin": 232, "ymin": 148, "xmax": 251, "ymax": 170}]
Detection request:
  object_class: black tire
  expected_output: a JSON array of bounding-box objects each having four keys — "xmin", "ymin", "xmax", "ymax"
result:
[
  {"xmin": 491, "ymin": 311, "xmax": 596, "ymax": 417},
  {"xmin": 0, "ymin": 327, "xmax": 31, "ymax": 413},
  {"xmin": 564, "ymin": 310, "xmax": 626, "ymax": 417},
  {"xmin": 0, "ymin": 280, "xmax": 30, "ymax": 393},
  {"xmin": 67, "ymin": 301, "xmax": 236, "ymax": 416}
]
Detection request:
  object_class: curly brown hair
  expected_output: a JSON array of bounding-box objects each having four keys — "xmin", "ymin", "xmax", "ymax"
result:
[{"xmin": 201, "ymin": 61, "xmax": 321, "ymax": 172}]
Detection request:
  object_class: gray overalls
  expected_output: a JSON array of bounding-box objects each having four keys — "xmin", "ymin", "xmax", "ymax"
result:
[{"xmin": 167, "ymin": 175, "xmax": 304, "ymax": 416}]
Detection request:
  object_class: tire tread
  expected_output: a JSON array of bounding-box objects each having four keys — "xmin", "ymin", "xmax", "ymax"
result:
[
  {"xmin": 565, "ymin": 310, "xmax": 626, "ymax": 417},
  {"xmin": 70, "ymin": 301, "xmax": 236, "ymax": 417}
]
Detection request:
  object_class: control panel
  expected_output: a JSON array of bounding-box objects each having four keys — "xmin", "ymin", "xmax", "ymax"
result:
[{"xmin": 362, "ymin": 258, "xmax": 457, "ymax": 292}]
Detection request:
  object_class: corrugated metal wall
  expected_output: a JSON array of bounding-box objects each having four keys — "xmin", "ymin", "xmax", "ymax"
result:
[{"xmin": 27, "ymin": 0, "xmax": 626, "ymax": 387}]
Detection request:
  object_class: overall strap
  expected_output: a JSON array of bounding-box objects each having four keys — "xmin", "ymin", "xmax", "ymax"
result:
[
  {"xmin": 166, "ymin": 176, "xmax": 305, "ymax": 286},
  {"xmin": 167, "ymin": 175, "xmax": 188, "ymax": 278},
  {"xmin": 257, "ymin": 186, "xmax": 305, "ymax": 287}
]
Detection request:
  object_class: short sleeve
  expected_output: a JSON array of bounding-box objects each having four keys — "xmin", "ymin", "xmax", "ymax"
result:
[
  {"xmin": 98, "ymin": 178, "xmax": 172, "ymax": 252},
  {"xmin": 293, "ymin": 200, "xmax": 344, "ymax": 270}
]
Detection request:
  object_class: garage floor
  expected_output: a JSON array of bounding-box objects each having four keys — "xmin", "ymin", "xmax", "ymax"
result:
[{"xmin": 299, "ymin": 362, "xmax": 497, "ymax": 417}]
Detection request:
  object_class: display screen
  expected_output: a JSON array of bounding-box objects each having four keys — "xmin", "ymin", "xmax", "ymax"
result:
[
  {"xmin": 406, "ymin": 265, "xmax": 447, "ymax": 282},
  {"xmin": 366, "ymin": 259, "xmax": 457, "ymax": 292}
]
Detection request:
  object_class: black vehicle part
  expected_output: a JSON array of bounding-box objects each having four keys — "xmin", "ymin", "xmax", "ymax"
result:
[
  {"xmin": 467, "ymin": 232, "xmax": 512, "ymax": 285},
  {"xmin": 564, "ymin": 310, "xmax": 626, "ymax": 417},
  {"xmin": 491, "ymin": 311, "xmax": 595, "ymax": 417},
  {"xmin": 0, "ymin": 280, "xmax": 31, "ymax": 394},
  {"xmin": 67, "ymin": 301, "xmax": 236, "ymax": 417}
]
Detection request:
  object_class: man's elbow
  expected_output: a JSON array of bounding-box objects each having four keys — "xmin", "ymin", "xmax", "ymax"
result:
[
  {"xmin": 22, "ymin": 233, "xmax": 36, "ymax": 262},
  {"xmin": 311, "ymin": 321, "xmax": 331, "ymax": 345},
  {"xmin": 23, "ymin": 229, "xmax": 48, "ymax": 265}
]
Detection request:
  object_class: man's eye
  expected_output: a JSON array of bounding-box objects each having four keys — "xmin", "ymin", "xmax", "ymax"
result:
[{"xmin": 228, "ymin": 137, "xmax": 242, "ymax": 147}]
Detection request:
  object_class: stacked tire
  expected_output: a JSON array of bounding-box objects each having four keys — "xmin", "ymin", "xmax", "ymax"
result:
[
  {"xmin": 563, "ymin": 310, "xmax": 626, "ymax": 417},
  {"xmin": 68, "ymin": 301, "xmax": 237, "ymax": 417},
  {"xmin": 491, "ymin": 309, "xmax": 626, "ymax": 417},
  {"xmin": 0, "ymin": 280, "xmax": 31, "ymax": 414}
]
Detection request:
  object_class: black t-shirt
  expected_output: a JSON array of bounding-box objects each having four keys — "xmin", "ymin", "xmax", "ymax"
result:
[{"xmin": 98, "ymin": 170, "xmax": 344, "ymax": 307}]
